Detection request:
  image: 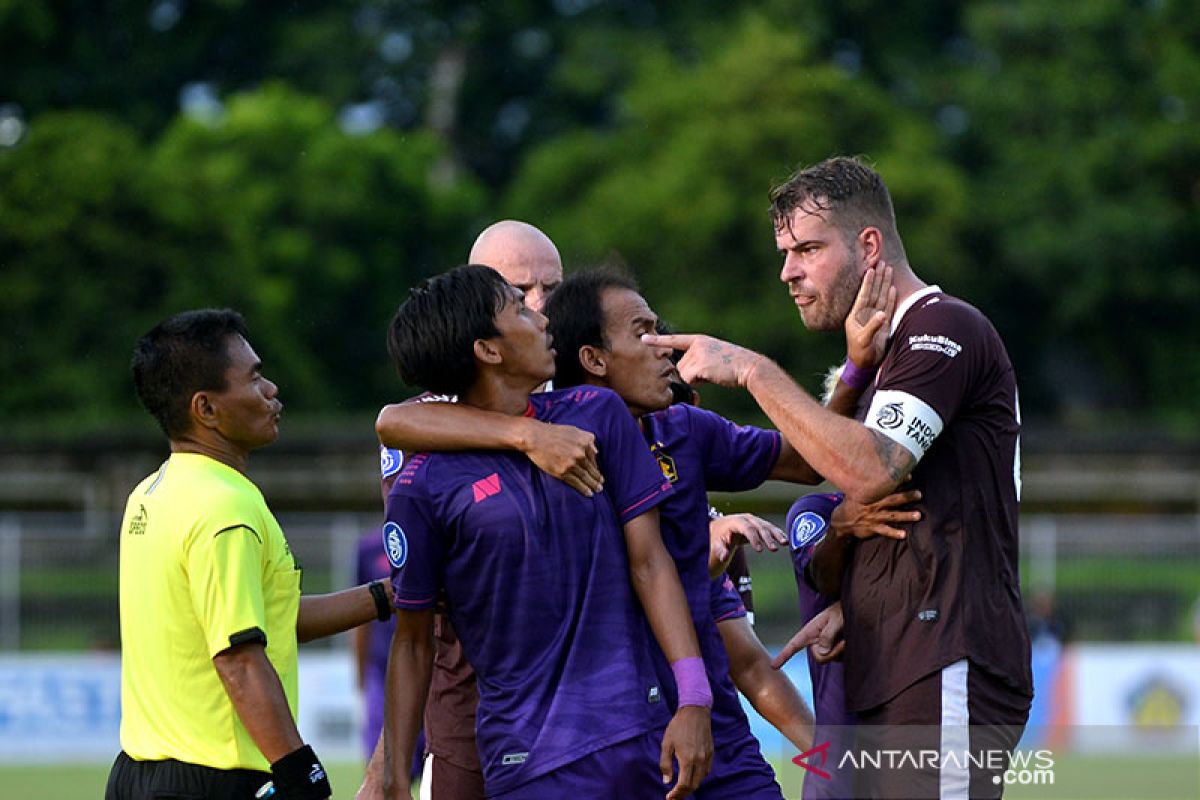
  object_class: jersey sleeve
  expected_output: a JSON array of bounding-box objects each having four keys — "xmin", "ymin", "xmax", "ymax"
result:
[
  {"xmin": 385, "ymin": 475, "xmax": 447, "ymax": 612},
  {"xmin": 864, "ymin": 300, "xmax": 982, "ymax": 462},
  {"xmin": 380, "ymin": 445, "xmax": 405, "ymax": 503},
  {"xmin": 786, "ymin": 492, "xmax": 843, "ymax": 579},
  {"xmin": 185, "ymin": 517, "xmax": 271, "ymax": 657},
  {"xmin": 378, "ymin": 393, "xmax": 457, "ymax": 503},
  {"xmin": 589, "ymin": 389, "xmax": 674, "ymax": 524},
  {"xmin": 710, "ymin": 574, "xmax": 747, "ymax": 624},
  {"xmin": 724, "ymin": 546, "xmax": 754, "ymax": 615},
  {"xmin": 682, "ymin": 405, "xmax": 781, "ymax": 492}
]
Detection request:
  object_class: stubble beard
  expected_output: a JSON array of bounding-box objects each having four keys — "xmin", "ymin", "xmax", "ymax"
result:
[{"xmin": 798, "ymin": 258, "xmax": 861, "ymax": 332}]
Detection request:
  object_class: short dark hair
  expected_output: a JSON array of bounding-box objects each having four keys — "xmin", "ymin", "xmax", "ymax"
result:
[
  {"xmin": 131, "ymin": 309, "xmax": 249, "ymax": 439},
  {"xmin": 543, "ymin": 267, "xmax": 639, "ymax": 389},
  {"xmin": 769, "ymin": 156, "xmax": 904, "ymax": 256},
  {"xmin": 387, "ymin": 264, "xmax": 510, "ymax": 396}
]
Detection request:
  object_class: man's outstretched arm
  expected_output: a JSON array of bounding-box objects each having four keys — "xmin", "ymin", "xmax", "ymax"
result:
[
  {"xmin": 643, "ymin": 336, "xmax": 916, "ymax": 505},
  {"xmin": 719, "ymin": 615, "xmax": 814, "ymax": 753},
  {"xmin": 644, "ymin": 266, "xmax": 912, "ymax": 503}
]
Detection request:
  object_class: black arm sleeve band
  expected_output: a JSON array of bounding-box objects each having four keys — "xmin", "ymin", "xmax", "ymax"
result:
[{"xmin": 228, "ymin": 627, "xmax": 267, "ymax": 648}]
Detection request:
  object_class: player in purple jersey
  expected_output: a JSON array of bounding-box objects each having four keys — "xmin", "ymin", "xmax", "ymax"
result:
[
  {"xmin": 544, "ymin": 270, "xmax": 827, "ymax": 799},
  {"xmin": 782, "ymin": 491, "xmax": 917, "ymax": 800},
  {"xmin": 374, "ymin": 221, "xmax": 600, "ymax": 800},
  {"xmin": 649, "ymin": 156, "xmax": 1033, "ymax": 799},
  {"xmin": 666, "ymin": 365, "xmax": 817, "ymax": 758},
  {"xmin": 362, "ymin": 265, "xmax": 713, "ymax": 800}
]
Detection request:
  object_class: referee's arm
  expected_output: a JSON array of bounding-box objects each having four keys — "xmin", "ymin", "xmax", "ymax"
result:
[
  {"xmin": 297, "ymin": 580, "xmax": 395, "ymax": 643},
  {"xmin": 213, "ymin": 641, "xmax": 304, "ymax": 762}
]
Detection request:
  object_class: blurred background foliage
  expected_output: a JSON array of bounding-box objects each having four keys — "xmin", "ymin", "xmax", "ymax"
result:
[{"xmin": 1, "ymin": 0, "xmax": 1197, "ymax": 434}]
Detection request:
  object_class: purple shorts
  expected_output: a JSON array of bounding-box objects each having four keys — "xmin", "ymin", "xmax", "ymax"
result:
[
  {"xmin": 488, "ymin": 731, "xmax": 663, "ymax": 799},
  {"xmin": 694, "ymin": 729, "xmax": 783, "ymax": 800}
]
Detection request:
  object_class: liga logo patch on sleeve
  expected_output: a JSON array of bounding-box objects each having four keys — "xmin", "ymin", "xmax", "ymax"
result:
[
  {"xmin": 865, "ymin": 389, "xmax": 944, "ymax": 460},
  {"xmin": 380, "ymin": 446, "xmax": 404, "ymax": 478},
  {"xmin": 383, "ymin": 521, "xmax": 408, "ymax": 569},
  {"xmin": 790, "ymin": 511, "xmax": 827, "ymax": 550}
]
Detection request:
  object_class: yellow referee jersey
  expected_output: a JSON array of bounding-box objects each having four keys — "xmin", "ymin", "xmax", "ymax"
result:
[{"xmin": 117, "ymin": 453, "xmax": 300, "ymax": 771}]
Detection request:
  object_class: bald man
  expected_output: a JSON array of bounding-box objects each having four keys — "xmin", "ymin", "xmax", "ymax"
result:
[{"xmin": 468, "ymin": 220, "xmax": 563, "ymax": 313}]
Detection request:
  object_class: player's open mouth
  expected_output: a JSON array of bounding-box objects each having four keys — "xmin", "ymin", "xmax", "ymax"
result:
[{"xmin": 793, "ymin": 294, "xmax": 815, "ymax": 307}]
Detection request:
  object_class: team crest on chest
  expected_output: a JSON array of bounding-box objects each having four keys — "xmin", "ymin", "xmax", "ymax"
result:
[{"xmin": 650, "ymin": 441, "xmax": 678, "ymax": 484}]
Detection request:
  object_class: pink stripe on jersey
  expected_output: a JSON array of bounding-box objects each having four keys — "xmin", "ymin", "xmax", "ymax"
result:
[
  {"xmin": 620, "ymin": 481, "xmax": 672, "ymax": 522},
  {"xmin": 393, "ymin": 595, "xmax": 436, "ymax": 609}
]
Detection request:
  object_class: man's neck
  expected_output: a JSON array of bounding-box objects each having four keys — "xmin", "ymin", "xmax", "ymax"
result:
[
  {"xmin": 889, "ymin": 262, "xmax": 928, "ymax": 306},
  {"xmin": 170, "ymin": 435, "xmax": 249, "ymax": 474},
  {"xmin": 460, "ymin": 374, "xmax": 538, "ymax": 416}
]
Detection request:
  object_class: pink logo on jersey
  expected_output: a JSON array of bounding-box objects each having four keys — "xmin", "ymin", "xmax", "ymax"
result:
[{"xmin": 472, "ymin": 473, "xmax": 503, "ymax": 503}]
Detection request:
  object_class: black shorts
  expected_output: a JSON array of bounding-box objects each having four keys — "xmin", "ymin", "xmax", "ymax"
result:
[{"xmin": 105, "ymin": 750, "xmax": 272, "ymax": 800}]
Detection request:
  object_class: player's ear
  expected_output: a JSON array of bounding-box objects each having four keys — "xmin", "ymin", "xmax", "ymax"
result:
[
  {"xmin": 474, "ymin": 337, "xmax": 502, "ymax": 366},
  {"xmin": 578, "ymin": 344, "xmax": 607, "ymax": 378},
  {"xmin": 190, "ymin": 391, "xmax": 220, "ymax": 430},
  {"xmin": 858, "ymin": 226, "xmax": 883, "ymax": 268}
]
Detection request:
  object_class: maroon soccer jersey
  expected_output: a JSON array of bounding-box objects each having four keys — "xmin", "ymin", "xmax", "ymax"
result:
[{"xmin": 843, "ymin": 288, "xmax": 1032, "ymax": 712}]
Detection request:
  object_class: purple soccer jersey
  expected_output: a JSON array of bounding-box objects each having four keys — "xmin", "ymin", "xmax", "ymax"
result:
[
  {"xmin": 787, "ymin": 493, "xmax": 856, "ymax": 800},
  {"xmin": 639, "ymin": 404, "xmax": 784, "ymax": 796},
  {"xmin": 710, "ymin": 573, "xmax": 746, "ymax": 625},
  {"xmin": 386, "ymin": 387, "xmax": 673, "ymax": 796}
]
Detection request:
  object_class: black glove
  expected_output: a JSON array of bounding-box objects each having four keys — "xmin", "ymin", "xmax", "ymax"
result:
[{"xmin": 270, "ymin": 744, "xmax": 331, "ymax": 800}]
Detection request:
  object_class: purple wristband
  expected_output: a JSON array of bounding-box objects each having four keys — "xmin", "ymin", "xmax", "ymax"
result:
[
  {"xmin": 839, "ymin": 359, "xmax": 877, "ymax": 391},
  {"xmin": 671, "ymin": 656, "xmax": 713, "ymax": 709}
]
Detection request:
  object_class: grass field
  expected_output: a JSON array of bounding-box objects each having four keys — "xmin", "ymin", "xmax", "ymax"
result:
[{"xmin": 4, "ymin": 754, "xmax": 1197, "ymax": 799}]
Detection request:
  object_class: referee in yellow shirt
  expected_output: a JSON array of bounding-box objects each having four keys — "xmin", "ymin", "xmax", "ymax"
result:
[{"xmin": 106, "ymin": 309, "xmax": 395, "ymax": 800}]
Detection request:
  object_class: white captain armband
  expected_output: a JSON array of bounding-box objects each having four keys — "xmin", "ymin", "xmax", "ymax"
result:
[{"xmin": 864, "ymin": 389, "xmax": 944, "ymax": 461}]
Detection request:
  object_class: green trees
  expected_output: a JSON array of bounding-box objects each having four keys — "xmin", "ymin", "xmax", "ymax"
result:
[
  {"xmin": 947, "ymin": 0, "xmax": 1200, "ymax": 424},
  {"xmin": 1, "ymin": 86, "xmax": 482, "ymax": 428},
  {"xmin": 506, "ymin": 14, "xmax": 969, "ymax": 404}
]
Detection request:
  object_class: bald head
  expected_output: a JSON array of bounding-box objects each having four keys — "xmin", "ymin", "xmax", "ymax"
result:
[{"xmin": 469, "ymin": 220, "xmax": 563, "ymax": 313}]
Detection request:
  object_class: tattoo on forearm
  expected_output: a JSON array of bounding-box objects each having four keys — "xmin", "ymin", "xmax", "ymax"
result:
[{"xmin": 869, "ymin": 431, "xmax": 915, "ymax": 484}]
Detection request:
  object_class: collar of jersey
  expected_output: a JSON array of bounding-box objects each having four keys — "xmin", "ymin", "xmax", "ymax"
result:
[{"xmin": 889, "ymin": 284, "xmax": 943, "ymax": 339}]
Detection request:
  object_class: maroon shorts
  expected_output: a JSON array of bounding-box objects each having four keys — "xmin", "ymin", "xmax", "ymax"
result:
[
  {"xmin": 424, "ymin": 753, "xmax": 486, "ymax": 800},
  {"xmin": 853, "ymin": 659, "xmax": 1031, "ymax": 799}
]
